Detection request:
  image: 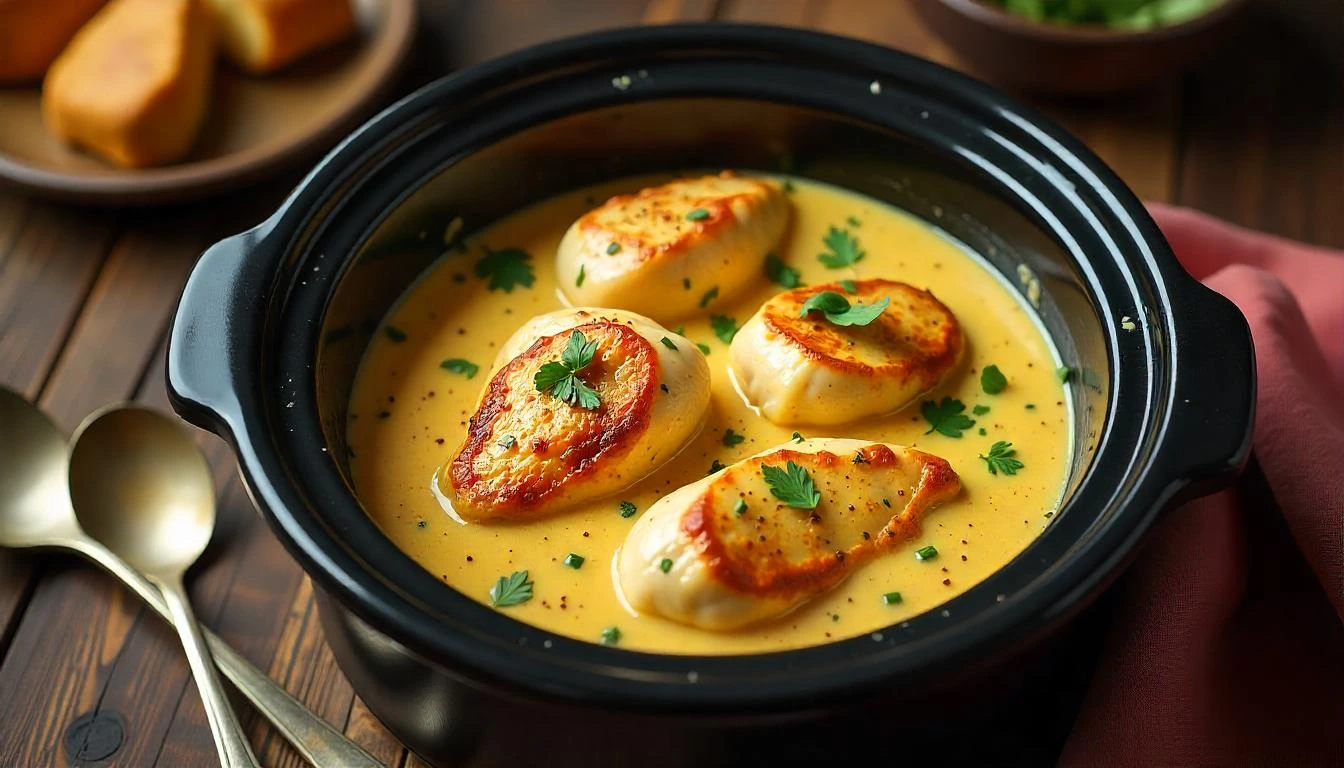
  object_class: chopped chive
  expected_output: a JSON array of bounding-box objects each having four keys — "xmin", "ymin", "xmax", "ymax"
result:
[
  {"xmin": 783, "ymin": 180, "xmax": 796, "ymax": 193},
  {"xmin": 846, "ymin": 215, "xmax": 862, "ymax": 227},
  {"xmin": 659, "ymin": 558, "xmax": 674, "ymax": 573},
  {"xmin": 619, "ymin": 500, "xmax": 637, "ymax": 518},
  {"xmin": 709, "ymin": 459, "xmax": 726, "ymax": 474},
  {"xmin": 563, "ymin": 553, "xmax": 585, "ymax": 569},
  {"xmin": 882, "ymin": 591, "xmax": 903, "ymax": 605},
  {"xmin": 699, "ymin": 286, "xmax": 719, "ymax": 308},
  {"xmin": 1025, "ymin": 403, "xmax": 1036, "ymax": 410},
  {"xmin": 978, "ymin": 427, "xmax": 987, "ymax": 436},
  {"xmin": 682, "ymin": 277, "xmax": 692, "ymax": 290},
  {"xmin": 1057, "ymin": 365, "xmax": 1074, "ymax": 383},
  {"xmin": 732, "ymin": 498, "xmax": 748, "ymax": 516},
  {"xmin": 722, "ymin": 428, "xmax": 746, "ymax": 447},
  {"xmin": 600, "ymin": 626, "xmax": 622, "ymax": 645},
  {"xmin": 606, "ymin": 242, "xmax": 621, "ymax": 255},
  {"xmin": 660, "ymin": 336, "xmax": 678, "ymax": 351},
  {"xmin": 915, "ymin": 545, "xmax": 938, "ymax": 561},
  {"xmin": 696, "ymin": 342, "xmax": 711, "ymax": 356},
  {"xmin": 686, "ymin": 208, "xmax": 710, "ymax": 221},
  {"xmin": 972, "ymin": 404, "xmax": 990, "ymax": 416},
  {"xmin": 852, "ymin": 450, "xmax": 869, "ymax": 464},
  {"xmin": 383, "ymin": 326, "xmax": 407, "ymax": 342},
  {"xmin": 575, "ymin": 264, "xmax": 586, "ymax": 287}
]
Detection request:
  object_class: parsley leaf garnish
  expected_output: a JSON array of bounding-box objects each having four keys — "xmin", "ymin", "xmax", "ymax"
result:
[
  {"xmin": 534, "ymin": 330, "xmax": 601, "ymax": 410},
  {"xmin": 474, "ymin": 248, "xmax": 535, "ymax": 292},
  {"xmin": 722, "ymin": 428, "xmax": 746, "ymax": 447},
  {"xmin": 710, "ymin": 315, "xmax": 739, "ymax": 343},
  {"xmin": 686, "ymin": 208, "xmax": 710, "ymax": 221},
  {"xmin": 818, "ymin": 226, "xmax": 864, "ymax": 268},
  {"xmin": 765, "ymin": 253, "xmax": 801, "ymax": 289},
  {"xmin": 972, "ymin": 404, "xmax": 990, "ymax": 416},
  {"xmin": 762, "ymin": 460, "xmax": 821, "ymax": 509},
  {"xmin": 696, "ymin": 342, "xmax": 711, "ymax": 356},
  {"xmin": 619, "ymin": 500, "xmax": 637, "ymax": 518},
  {"xmin": 922, "ymin": 396, "xmax": 975, "ymax": 438},
  {"xmin": 979, "ymin": 441, "xmax": 1024, "ymax": 476},
  {"xmin": 981, "ymin": 364, "xmax": 1008, "ymax": 394},
  {"xmin": 708, "ymin": 459, "xmax": 726, "ymax": 474},
  {"xmin": 699, "ymin": 286, "xmax": 719, "ymax": 308},
  {"xmin": 732, "ymin": 498, "xmax": 748, "ymax": 516},
  {"xmin": 489, "ymin": 570, "xmax": 533, "ymax": 607},
  {"xmin": 440, "ymin": 358, "xmax": 479, "ymax": 378},
  {"xmin": 800, "ymin": 291, "xmax": 890, "ymax": 327},
  {"xmin": 839, "ymin": 279, "xmax": 858, "ymax": 294},
  {"xmin": 606, "ymin": 242, "xmax": 621, "ymax": 255},
  {"xmin": 384, "ymin": 326, "xmax": 407, "ymax": 342},
  {"xmin": 600, "ymin": 626, "xmax": 621, "ymax": 645}
]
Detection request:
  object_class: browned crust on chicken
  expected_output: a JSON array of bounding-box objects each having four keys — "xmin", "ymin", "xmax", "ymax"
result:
[
  {"xmin": 448, "ymin": 321, "xmax": 658, "ymax": 519},
  {"xmin": 577, "ymin": 171, "xmax": 775, "ymax": 265},
  {"xmin": 680, "ymin": 445, "xmax": 961, "ymax": 599},
  {"xmin": 763, "ymin": 279, "xmax": 963, "ymax": 384}
]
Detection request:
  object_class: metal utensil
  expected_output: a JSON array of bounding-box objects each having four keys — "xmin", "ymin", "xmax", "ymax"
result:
[
  {"xmin": 68, "ymin": 404, "xmax": 260, "ymax": 768},
  {"xmin": 0, "ymin": 388, "xmax": 382, "ymax": 767}
]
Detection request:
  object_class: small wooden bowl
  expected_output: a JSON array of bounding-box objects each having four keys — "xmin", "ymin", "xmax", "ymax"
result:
[
  {"xmin": 915, "ymin": 0, "xmax": 1248, "ymax": 95},
  {"xmin": 0, "ymin": 0, "xmax": 416, "ymax": 206}
]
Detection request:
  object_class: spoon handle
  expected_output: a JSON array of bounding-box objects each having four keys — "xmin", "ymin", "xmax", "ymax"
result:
[
  {"xmin": 74, "ymin": 541, "xmax": 384, "ymax": 767},
  {"xmin": 159, "ymin": 577, "xmax": 263, "ymax": 768}
]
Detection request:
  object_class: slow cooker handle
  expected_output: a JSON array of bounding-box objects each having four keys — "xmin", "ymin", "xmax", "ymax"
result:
[
  {"xmin": 166, "ymin": 219, "xmax": 280, "ymax": 441},
  {"xmin": 1158, "ymin": 282, "xmax": 1257, "ymax": 506}
]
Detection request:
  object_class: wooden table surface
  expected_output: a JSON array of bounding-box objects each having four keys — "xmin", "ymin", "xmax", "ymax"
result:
[{"xmin": 0, "ymin": 1, "xmax": 1339, "ymax": 766}]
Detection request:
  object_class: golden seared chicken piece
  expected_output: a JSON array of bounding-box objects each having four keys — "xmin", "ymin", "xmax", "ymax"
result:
[
  {"xmin": 556, "ymin": 172, "xmax": 790, "ymax": 324},
  {"xmin": 617, "ymin": 438, "xmax": 960, "ymax": 630},
  {"xmin": 731, "ymin": 279, "xmax": 963, "ymax": 426},
  {"xmin": 445, "ymin": 308, "xmax": 710, "ymax": 523}
]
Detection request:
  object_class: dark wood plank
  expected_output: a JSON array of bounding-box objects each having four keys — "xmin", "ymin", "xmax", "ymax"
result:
[{"xmin": 1175, "ymin": 5, "xmax": 1343, "ymax": 246}]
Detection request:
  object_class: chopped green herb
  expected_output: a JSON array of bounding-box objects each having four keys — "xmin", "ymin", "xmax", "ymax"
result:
[
  {"xmin": 981, "ymin": 364, "xmax": 1008, "ymax": 395},
  {"xmin": 606, "ymin": 242, "xmax": 622, "ymax": 255},
  {"xmin": 683, "ymin": 277, "xmax": 692, "ymax": 290},
  {"xmin": 441, "ymin": 358, "xmax": 479, "ymax": 378},
  {"xmin": 882, "ymin": 591, "xmax": 904, "ymax": 605},
  {"xmin": 914, "ymin": 545, "xmax": 938, "ymax": 561},
  {"xmin": 978, "ymin": 427, "xmax": 987, "ymax": 436},
  {"xmin": 1057, "ymin": 365, "xmax": 1074, "ymax": 384},
  {"xmin": 563, "ymin": 553, "xmax": 585, "ymax": 569},
  {"xmin": 686, "ymin": 208, "xmax": 710, "ymax": 222},
  {"xmin": 818, "ymin": 226, "xmax": 864, "ymax": 268},
  {"xmin": 699, "ymin": 286, "xmax": 719, "ymax": 308},
  {"xmin": 696, "ymin": 342, "xmax": 712, "ymax": 356},
  {"xmin": 575, "ymin": 264, "xmax": 586, "ymax": 287},
  {"xmin": 1025, "ymin": 403, "xmax": 1036, "ymax": 410},
  {"xmin": 497, "ymin": 435, "xmax": 517, "ymax": 449},
  {"xmin": 619, "ymin": 500, "xmax": 637, "ymax": 518},
  {"xmin": 732, "ymin": 498, "xmax": 748, "ymax": 516},
  {"xmin": 972, "ymin": 404, "xmax": 990, "ymax": 416},
  {"xmin": 674, "ymin": 324, "xmax": 685, "ymax": 335},
  {"xmin": 659, "ymin": 336, "xmax": 678, "ymax": 351},
  {"xmin": 846, "ymin": 215, "xmax": 862, "ymax": 228},
  {"xmin": 722, "ymin": 428, "xmax": 746, "ymax": 447},
  {"xmin": 800, "ymin": 291, "xmax": 889, "ymax": 327},
  {"xmin": 600, "ymin": 626, "xmax": 622, "ymax": 645},
  {"xmin": 922, "ymin": 397, "xmax": 975, "ymax": 438},
  {"xmin": 980, "ymin": 441, "xmax": 1024, "ymax": 476},
  {"xmin": 783, "ymin": 179, "xmax": 796, "ymax": 193},
  {"xmin": 659, "ymin": 558, "xmax": 674, "ymax": 573},
  {"xmin": 416, "ymin": 519, "xmax": 426, "ymax": 529},
  {"xmin": 852, "ymin": 450, "xmax": 869, "ymax": 465},
  {"xmin": 474, "ymin": 247, "xmax": 535, "ymax": 292},
  {"xmin": 762, "ymin": 460, "xmax": 821, "ymax": 510},
  {"xmin": 534, "ymin": 330, "xmax": 601, "ymax": 410},
  {"xmin": 489, "ymin": 570, "xmax": 533, "ymax": 607},
  {"xmin": 765, "ymin": 253, "xmax": 802, "ymax": 289},
  {"xmin": 709, "ymin": 459, "xmax": 726, "ymax": 474},
  {"xmin": 791, "ymin": 431, "xmax": 804, "ymax": 443},
  {"xmin": 710, "ymin": 315, "xmax": 739, "ymax": 343},
  {"xmin": 383, "ymin": 326, "xmax": 407, "ymax": 343},
  {"xmin": 839, "ymin": 279, "xmax": 858, "ymax": 294}
]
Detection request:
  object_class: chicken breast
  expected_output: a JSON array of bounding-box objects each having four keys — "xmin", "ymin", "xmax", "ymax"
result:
[
  {"xmin": 730, "ymin": 279, "xmax": 963, "ymax": 426},
  {"xmin": 617, "ymin": 438, "xmax": 961, "ymax": 630},
  {"xmin": 444, "ymin": 308, "xmax": 710, "ymax": 523},
  {"xmin": 556, "ymin": 172, "xmax": 789, "ymax": 324}
]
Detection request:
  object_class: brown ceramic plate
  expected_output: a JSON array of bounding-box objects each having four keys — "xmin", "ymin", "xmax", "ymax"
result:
[{"xmin": 0, "ymin": 0, "xmax": 416, "ymax": 205}]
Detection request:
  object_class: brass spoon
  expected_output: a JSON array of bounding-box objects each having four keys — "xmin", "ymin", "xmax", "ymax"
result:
[
  {"xmin": 68, "ymin": 404, "xmax": 260, "ymax": 768},
  {"xmin": 0, "ymin": 389, "xmax": 382, "ymax": 767}
]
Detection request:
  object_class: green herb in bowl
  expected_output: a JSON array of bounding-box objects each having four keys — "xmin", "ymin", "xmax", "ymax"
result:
[{"xmin": 992, "ymin": 0, "xmax": 1225, "ymax": 29}]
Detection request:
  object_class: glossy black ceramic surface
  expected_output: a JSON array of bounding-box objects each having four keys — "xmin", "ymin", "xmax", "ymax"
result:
[{"xmin": 167, "ymin": 24, "xmax": 1254, "ymax": 767}]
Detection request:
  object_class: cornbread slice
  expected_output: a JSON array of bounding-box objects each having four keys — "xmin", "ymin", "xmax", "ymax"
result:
[
  {"xmin": 205, "ymin": 0, "xmax": 356, "ymax": 74},
  {"xmin": 42, "ymin": 0, "xmax": 216, "ymax": 168},
  {"xmin": 0, "ymin": 0, "xmax": 108, "ymax": 84}
]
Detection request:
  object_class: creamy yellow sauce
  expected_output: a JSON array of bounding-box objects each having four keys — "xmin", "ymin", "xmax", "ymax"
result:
[{"xmin": 347, "ymin": 175, "xmax": 1070, "ymax": 654}]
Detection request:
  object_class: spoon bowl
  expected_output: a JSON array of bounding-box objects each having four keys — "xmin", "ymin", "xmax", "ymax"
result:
[
  {"xmin": 68, "ymin": 405, "xmax": 216, "ymax": 575},
  {"xmin": 0, "ymin": 388, "xmax": 79, "ymax": 548}
]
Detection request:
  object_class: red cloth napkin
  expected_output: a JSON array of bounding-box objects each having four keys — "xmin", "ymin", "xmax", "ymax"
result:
[{"xmin": 1061, "ymin": 205, "xmax": 1344, "ymax": 767}]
